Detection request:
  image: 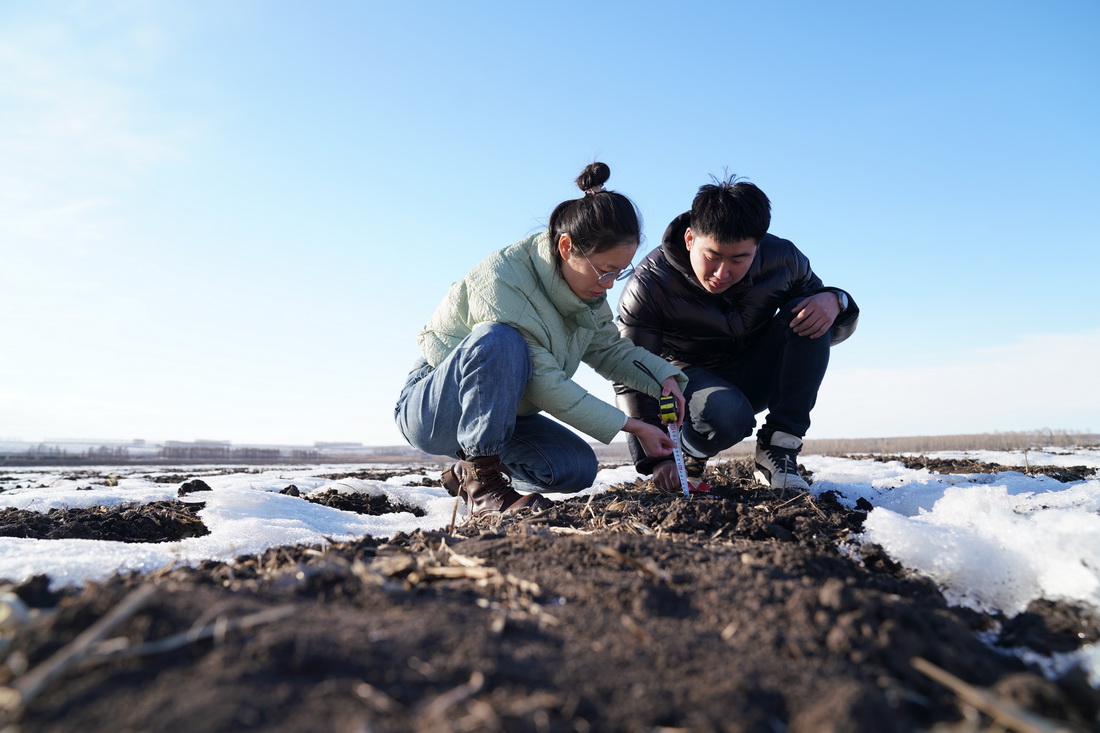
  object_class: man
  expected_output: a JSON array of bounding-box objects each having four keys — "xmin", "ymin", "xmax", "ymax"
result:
[{"xmin": 614, "ymin": 177, "xmax": 859, "ymax": 493}]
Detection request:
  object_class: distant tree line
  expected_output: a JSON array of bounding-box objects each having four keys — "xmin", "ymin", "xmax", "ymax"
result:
[
  {"xmin": 0, "ymin": 444, "xmax": 382, "ymax": 466},
  {"xmin": 735, "ymin": 429, "xmax": 1098, "ymax": 457},
  {"xmin": 159, "ymin": 446, "xmax": 285, "ymax": 461},
  {"xmin": 3, "ymin": 431, "xmax": 1095, "ymax": 467},
  {"xmin": 7, "ymin": 444, "xmax": 132, "ymax": 460}
]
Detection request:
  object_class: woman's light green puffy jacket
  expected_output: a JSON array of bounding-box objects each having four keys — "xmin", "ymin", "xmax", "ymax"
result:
[{"xmin": 418, "ymin": 232, "xmax": 686, "ymax": 444}]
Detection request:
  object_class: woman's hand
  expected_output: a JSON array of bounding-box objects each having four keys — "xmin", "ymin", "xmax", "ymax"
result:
[
  {"xmin": 661, "ymin": 377, "xmax": 685, "ymax": 426},
  {"xmin": 623, "ymin": 418, "xmax": 674, "ymax": 458}
]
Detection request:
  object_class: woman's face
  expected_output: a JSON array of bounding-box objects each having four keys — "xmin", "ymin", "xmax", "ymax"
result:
[{"xmin": 557, "ymin": 235, "xmax": 638, "ymax": 301}]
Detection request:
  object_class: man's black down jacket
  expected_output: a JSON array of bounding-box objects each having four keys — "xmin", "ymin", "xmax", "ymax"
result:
[{"xmin": 614, "ymin": 212, "xmax": 860, "ymax": 469}]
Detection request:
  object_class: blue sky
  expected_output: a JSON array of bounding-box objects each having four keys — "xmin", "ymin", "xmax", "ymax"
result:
[{"xmin": 2, "ymin": 0, "xmax": 1098, "ymax": 446}]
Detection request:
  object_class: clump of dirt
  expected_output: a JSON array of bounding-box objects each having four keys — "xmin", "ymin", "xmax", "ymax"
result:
[
  {"xmin": 0, "ymin": 501, "xmax": 208, "ymax": 543},
  {"xmin": 319, "ymin": 467, "xmax": 439, "ymax": 487},
  {"xmin": 0, "ymin": 456, "xmax": 1095, "ymax": 733},
  {"xmin": 869, "ymin": 454, "xmax": 1096, "ymax": 483},
  {"xmin": 997, "ymin": 598, "xmax": 1100, "ymax": 654},
  {"xmin": 0, "ymin": 483, "xmax": 426, "ymax": 544},
  {"xmin": 305, "ymin": 488, "xmax": 425, "ymax": 517},
  {"xmin": 141, "ymin": 469, "xmax": 242, "ymax": 484}
]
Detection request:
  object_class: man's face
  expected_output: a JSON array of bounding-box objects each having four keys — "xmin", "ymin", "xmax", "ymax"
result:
[{"xmin": 685, "ymin": 228, "xmax": 757, "ymax": 294}]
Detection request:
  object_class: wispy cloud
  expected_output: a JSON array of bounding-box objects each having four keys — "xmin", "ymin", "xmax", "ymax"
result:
[{"xmin": 0, "ymin": 5, "xmax": 184, "ymax": 264}]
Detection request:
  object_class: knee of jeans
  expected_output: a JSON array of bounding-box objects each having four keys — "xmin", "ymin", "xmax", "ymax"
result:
[
  {"xmin": 469, "ymin": 322, "xmax": 531, "ymax": 376},
  {"xmin": 687, "ymin": 421, "xmax": 753, "ymax": 455},
  {"xmin": 471, "ymin": 321, "xmax": 522, "ymax": 345},
  {"xmin": 470, "ymin": 321, "xmax": 517, "ymax": 334},
  {"xmin": 547, "ymin": 453, "xmax": 599, "ymax": 494},
  {"xmin": 692, "ymin": 386, "xmax": 751, "ymax": 425},
  {"xmin": 687, "ymin": 398, "xmax": 754, "ymax": 453}
]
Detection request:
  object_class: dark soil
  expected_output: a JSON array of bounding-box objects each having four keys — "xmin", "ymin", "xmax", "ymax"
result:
[
  {"xmin": 0, "ymin": 457, "xmax": 1097, "ymax": 732},
  {"xmin": 0, "ymin": 501, "xmax": 209, "ymax": 543},
  {"xmin": 868, "ymin": 455, "xmax": 1097, "ymax": 484}
]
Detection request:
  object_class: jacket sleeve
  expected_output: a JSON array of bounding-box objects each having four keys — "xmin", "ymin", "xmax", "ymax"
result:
[
  {"xmin": 467, "ymin": 274, "xmax": 630, "ymax": 444},
  {"xmin": 819, "ymin": 289, "xmax": 860, "ymax": 345},
  {"xmin": 786, "ymin": 248, "xmax": 825, "ymax": 298},
  {"xmin": 784, "ymin": 243, "xmax": 861, "ymax": 346},
  {"xmin": 517, "ymin": 324, "xmax": 685, "ymax": 445},
  {"xmin": 585, "ymin": 311, "xmax": 685, "ymax": 394},
  {"xmin": 522, "ymin": 340, "xmax": 630, "ymax": 444}
]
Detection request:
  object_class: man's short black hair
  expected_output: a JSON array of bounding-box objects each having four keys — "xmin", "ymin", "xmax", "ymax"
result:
[{"xmin": 690, "ymin": 176, "xmax": 771, "ymax": 243}]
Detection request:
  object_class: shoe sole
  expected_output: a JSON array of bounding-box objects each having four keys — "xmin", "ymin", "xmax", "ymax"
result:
[
  {"xmin": 468, "ymin": 493, "xmax": 554, "ymax": 517},
  {"xmin": 501, "ymin": 493, "xmax": 554, "ymax": 514},
  {"xmin": 441, "ymin": 464, "xmax": 553, "ymax": 516},
  {"xmin": 753, "ymin": 468, "xmax": 810, "ymax": 493}
]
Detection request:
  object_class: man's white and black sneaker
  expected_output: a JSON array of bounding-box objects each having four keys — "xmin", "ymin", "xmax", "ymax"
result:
[{"xmin": 754, "ymin": 430, "xmax": 810, "ymax": 493}]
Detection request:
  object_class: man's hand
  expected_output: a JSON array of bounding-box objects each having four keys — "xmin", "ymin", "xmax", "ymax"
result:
[
  {"xmin": 790, "ymin": 293, "xmax": 841, "ymax": 339},
  {"xmin": 623, "ymin": 418, "xmax": 673, "ymax": 458},
  {"xmin": 651, "ymin": 460, "xmax": 681, "ymax": 491}
]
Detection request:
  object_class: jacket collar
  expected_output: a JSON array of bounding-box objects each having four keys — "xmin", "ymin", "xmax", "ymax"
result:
[{"xmin": 660, "ymin": 212, "xmax": 698, "ymax": 285}]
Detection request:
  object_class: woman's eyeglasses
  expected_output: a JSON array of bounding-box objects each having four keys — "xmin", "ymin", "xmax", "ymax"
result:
[{"xmin": 580, "ymin": 251, "xmax": 635, "ymax": 285}]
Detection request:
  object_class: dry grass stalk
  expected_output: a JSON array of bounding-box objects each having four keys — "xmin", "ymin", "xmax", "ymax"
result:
[
  {"xmin": 0, "ymin": 584, "xmax": 157, "ymax": 714},
  {"xmin": 87, "ymin": 605, "xmax": 298, "ymax": 663},
  {"xmin": 354, "ymin": 681, "xmax": 404, "ymax": 713},
  {"xmin": 417, "ymin": 670, "xmax": 486, "ymax": 721},
  {"xmin": 520, "ymin": 507, "xmax": 553, "ymax": 522},
  {"xmin": 620, "ymin": 518, "xmax": 656, "ymax": 536},
  {"xmin": 598, "ymin": 546, "xmax": 671, "ymax": 583},
  {"xmin": 440, "ymin": 543, "xmax": 485, "ymax": 568},
  {"xmin": 422, "ymin": 566, "xmax": 495, "ymax": 581},
  {"xmin": 584, "ymin": 491, "xmax": 598, "ymax": 519},
  {"xmin": 447, "ymin": 495, "xmax": 461, "ymax": 533},
  {"xmin": 619, "ymin": 614, "xmax": 651, "ymax": 643},
  {"xmin": 911, "ymin": 657, "xmax": 1078, "ymax": 733},
  {"xmin": 546, "ymin": 526, "xmax": 593, "ymax": 536},
  {"xmin": 501, "ymin": 573, "xmax": 541, "ymax": 596},
  {"xmin": 495, "ymin": 691, "xmax": 565, "ymax": 717},
  {"xmin": 412, "ymin": 562, "xmax": 543, "ymax": 600}
]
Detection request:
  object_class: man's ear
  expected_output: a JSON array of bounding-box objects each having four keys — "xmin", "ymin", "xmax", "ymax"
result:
[
  {"xmin": 684, "ymin": 228, "xmax": 693, "ymax": 250},
  {"xmin": 557, "ymin": 233, "xmax": 573, "ymax": 259}
]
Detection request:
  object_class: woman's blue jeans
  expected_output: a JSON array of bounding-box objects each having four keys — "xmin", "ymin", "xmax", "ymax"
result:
[{"xmin": 394, "ymin": 322, "xmax": 598, "ymax": 494}]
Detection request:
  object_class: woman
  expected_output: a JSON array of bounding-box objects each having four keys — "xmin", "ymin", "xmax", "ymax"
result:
[{"xmin": 395, "ymin": 163, "xmax": 686, "ymax": 516}]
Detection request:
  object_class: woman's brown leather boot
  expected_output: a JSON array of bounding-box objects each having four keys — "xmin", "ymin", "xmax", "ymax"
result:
[{"xmin": 441, "ymin": 456, "xmax": 553, "ymax": 516}]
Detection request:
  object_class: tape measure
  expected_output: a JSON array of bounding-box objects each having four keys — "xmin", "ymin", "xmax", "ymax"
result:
[
  {"xmin": 658, "ymin": 395, "xmax": 678, "ymax": 424},
  {"xmin": 659, "ymin": 395, "xmax": 690, "ymax": 498}
]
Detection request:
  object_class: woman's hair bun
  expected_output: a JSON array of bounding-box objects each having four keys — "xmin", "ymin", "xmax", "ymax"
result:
[
  {"xmin": 576, "ymin": 162, "xmax": 611, "ymax": 195},
  {"xmin": 549, "ymin": 161, "xmax": 640, "ymax": 254}
]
